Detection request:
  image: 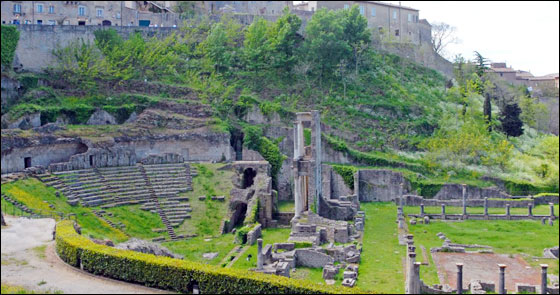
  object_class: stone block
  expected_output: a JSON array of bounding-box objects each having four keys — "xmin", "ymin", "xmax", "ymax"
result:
[
  {"xmin": 515, "ymin": 283, "xmax": 536, "ymax": 293},
  {"xmin": 343, "ymin": 271, "xmax": 357, "ymax": 279},
  {"xmin": 322, "ymin": 264, "xmax": 338, "ymax": 280},
  {"xmin": 410, "ymin": 218, "xmax": 417, "ymax": 225},
  {"xmin": 342, "ymin": 278, "xmax": 356, "ymax": 287},
  {"xmin": 295, "ymin": 249, "xmax": 334, "ymax": 268},
  {"xmin": 274, "ymin": 243, "xmax": 295, "ymax": 252}
]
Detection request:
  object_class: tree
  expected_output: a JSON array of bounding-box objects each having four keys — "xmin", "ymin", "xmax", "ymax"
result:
[
  {"xmin": 341, "ymin": 5, "xmax": 370, "ymax": 75},
  {"xmin": 483, "ymin": 92, "xmax": 492, "ymax": 132},
  {"xmin": 243, "ymin": 17, "xmax": 271, "ymax": 80},
  {"xmin": 267, "ymin": 7, "xmax": 302, "ymax": 75},
  {"xmin": 473, "ymin": 51, "xmax": 489, "ymax": 78},
  {"xmin": 431, "ymin": 22, "xmax": 459, "ymax": 58},
  {"xmin": 499, "ymin": 103, "xmax": 524, "ymax": 137},
  {"xmin": 305, "ymin": 8, "xmax": 350, "ymax": 83},
  {"xmin": 175, "ymin": 1, "xmax": 202, "ymax": 19}
]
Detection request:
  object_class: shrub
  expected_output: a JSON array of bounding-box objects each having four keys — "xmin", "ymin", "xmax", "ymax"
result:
[
  {"xmin": 1, "ymin": 25, "xmax": 20, "ymax": 66},
  {"xmin": 55, "ymin": 221, "xmax": 360, "ymax": 294},
  {"xmin": 332, "ymin": 165, "xmax": 357, "ymax": 190}
]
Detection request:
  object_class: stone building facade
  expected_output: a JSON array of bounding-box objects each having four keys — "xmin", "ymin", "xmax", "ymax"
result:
[
  {"xmin": 1, "ymin": 1, "xmax": 179, "ymax": 27},
  {"xmin": 302, "ymin": 1, "xmax": 431, "ymax": 45},
  {"xmin": 203, "ymin": 1, "xmax": 293, "ymax": 16}
]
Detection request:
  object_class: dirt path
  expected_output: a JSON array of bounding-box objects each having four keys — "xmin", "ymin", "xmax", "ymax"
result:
[{"xmin": 1, "ymin": 216, "xmax": 172, "ymax": 294}]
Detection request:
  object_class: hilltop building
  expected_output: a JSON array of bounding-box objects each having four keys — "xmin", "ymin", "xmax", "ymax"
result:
[{"xmin": 1, "ymin": 1, "xmax": 179, "ymax": 27}]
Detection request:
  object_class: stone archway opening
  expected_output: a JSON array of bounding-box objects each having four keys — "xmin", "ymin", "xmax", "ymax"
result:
[
  {"xmin": 242, "ymin": 168, "xmax": 257, "ymax": 189},
  {"xmin": 229, "ymin": 129, "xmax": 244, "ymax": 161},
  {"xmin": 232, "ymin": 202, "xmax": 248, "ymax": 229}
]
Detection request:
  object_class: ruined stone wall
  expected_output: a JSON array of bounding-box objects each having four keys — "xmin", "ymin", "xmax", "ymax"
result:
[
  {"xmin": 356, "ymin": 169, "xmax": 410, "ymax": 202},
  {"xmin": 434, "ymin": 184, "xmax": 510, "ymax": 200},
  {"xmin": 321, "ymin": 164, "xmax": 353, "ymax": 200},
  {"xmin": 1, "ymin": 141, "xmax": 88, "ymax": 174},
  {"xmin": 115, "ymin": 133, "xmax": 232, "ymax": 162},
  {"xmin": 11, "ymin": 25, "xmax": 177, "ymax": 72}
]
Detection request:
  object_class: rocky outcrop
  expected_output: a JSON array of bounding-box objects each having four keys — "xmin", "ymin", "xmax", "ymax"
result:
[
  {"xmin": 2, "ymin": 112, "xmax": 41, "ymax": 130},
  {"xmin": 87, "ymin": 109, "xmax": 117, "ymax": 125},
  {"xmin": 115, "ymin": 238, "xmax": 183, "ymax": 259}
]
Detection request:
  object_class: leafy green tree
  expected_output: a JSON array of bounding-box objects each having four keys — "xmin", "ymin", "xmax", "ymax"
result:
[
  {"xmin": 304, "ymin": 8, "xmax": 350, "ymax": 83},
  {"xmin": 499, "ymin": 103, "xmax": 524, "ymax": 137},
  {"xmin": 199, "ymin": 23, "xmax": 233, "ymax": 73},
  {"xmin": 267, "ymin": 7, "xmax": 302, "ymax": 75},
  {"xmin": 341, "ymin": 5, "xmax": 370, "ymax": 75},
  {"xmin": 93, "ymin": 28, "xmax": 123, "ymax": 55},
  {"xmin": 243, "ymin": 18, "xmax": 271, "ymax": 80},
  {"xmin": 519, "ymin": 94, "xmax": 548, "ymax": 128}
]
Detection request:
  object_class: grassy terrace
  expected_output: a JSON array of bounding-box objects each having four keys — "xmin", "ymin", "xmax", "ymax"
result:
[
  {"xmin": 403, "ymin": 205, "xmax": 560, "ymax": 285},
  {"xmin": 405, "ymin": 204, "xmax": 559, "ymax": 216}
]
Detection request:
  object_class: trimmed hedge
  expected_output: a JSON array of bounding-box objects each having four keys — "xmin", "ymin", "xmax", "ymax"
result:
[
  {"xmin": 1, "ymin": 25, "xmax": 20, "ymax": 67},
  {"xmin": 55, "ymin": 221, "xmax": 365, "ymax": 294}
]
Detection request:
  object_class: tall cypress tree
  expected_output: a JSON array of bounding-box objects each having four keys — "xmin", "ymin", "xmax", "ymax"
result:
[
  {"xmin": 483, "ymin": 93, "xmax": 492, "ymax": 132},
  {"xmin": 500, "ymin": 103, "xmax": 524, "ymax": 137}
]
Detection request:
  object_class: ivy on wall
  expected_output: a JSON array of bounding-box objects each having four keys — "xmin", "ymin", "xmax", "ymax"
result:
[{"xmin": 1, "ymin": 25, "xmax": 20, "ymax": 67}]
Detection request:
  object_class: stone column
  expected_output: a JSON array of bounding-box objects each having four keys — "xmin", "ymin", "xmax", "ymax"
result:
[
  {"xmin": 506, "ymin": 204, "xmax": 510, "ymax": 217},
  {"xmin": 293, "ymin": 122, "xmax": 298, "ymax": 161},
  {"xmin": 294, "ymin": 167, "xmax": 301, "ymax": 218},
  {"xmin": 462, "ymin": 184, "xmax": 467, "ymax": 216},
  {"xmin": 311, "ymin": 110, "xmax": 322, "ymax": 216},
  {"xmin": 399, "ymin": 183, "xmax": 405, "ymax": 209},
  {"xmin": 541, "ymin": 264, "xmax": 548, "ymax": 295},
  {"xmin": 405, "ymin": 252, "xmax": 417, "ymax": 294},
  {"xmin": 528, "ymin": 204, "xmax": 533, "ymax": 217},
  {"xmin": 412, "ymin": 262, "xmax": 421, "ymax": 294},
  {"xmin": 442, "ymin": 204, "xmax": 446, "ymax": 219},
  {"xmin": 498, "ymin": 264, "xmax": 506, "ymax": 294},
  {"xmin": 420, "ymin": 203, "xmax": 424, "ymax": 217},
  {"xmin": 456, "ymin": 263, "xmax": 464, "ymax": 294},
  {"xmin": 257, "ymin": 239, "xmax": 264, "ymax": 270},
  {"xmin": 484, "ymin": 197, "xmax": 488, "ymax": 216},
  {"xmin": 297, "ymin": 121, "xmax": 305, "ymax": 158},
  {"xmin": 550, "ymin": 203, "xmax": 555, "ymax": 217}
]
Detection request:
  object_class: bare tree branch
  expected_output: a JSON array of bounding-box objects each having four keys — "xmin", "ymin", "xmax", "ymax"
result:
[{"xmin": 431, "ymin": 22, "xmax": 460, "ymax": 58}]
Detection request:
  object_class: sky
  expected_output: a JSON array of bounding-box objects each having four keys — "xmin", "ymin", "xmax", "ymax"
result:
[
  {"xmin": 294, "ymin": 1, "xmax": 559, "ymax": 76},
  {"xmin": 384, "ymin": 1, "xmax": 559, "ymax": 76}
]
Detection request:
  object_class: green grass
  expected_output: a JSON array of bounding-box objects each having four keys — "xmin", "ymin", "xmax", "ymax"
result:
[
  {"xmin": 406, "ymin": 204, "xmax": 559, "ymax": 216},
  {"xmin": 162, "ymin": 234, "xmax": 237, "ymax": 265},
  {"xmin": 278, "ymin": 200, "xmax": 295, "ymax": 213},
  {"xmin": 231, "ymin": 228, "xmax": 291, "ymax": 270},
  {"xmin": 1, "ymin": 178, "xmax": 128, "ymax": 242},
  {"xmin": 176, "ymin": 163, "xmax": 234, "ymax": 237},
  {"xmin": 103, "ymin": 205, "xmax": 168, "ymax": 240},
  {"xmin": 358, "ymin": 202, "xmax": 405, "ymax": 293},
  {"xmin": 1, "ymin": 284, "xmax": 63, "ymax": 294},
  {"xmin": 404, "ymin": 205, "xmax": 560, "ymax": 285}
]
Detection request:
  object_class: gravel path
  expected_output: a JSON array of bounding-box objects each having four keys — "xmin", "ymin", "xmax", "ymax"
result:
[{"xmin": 1, "ymin": 216, "xmax": 173, "ymax": 294}]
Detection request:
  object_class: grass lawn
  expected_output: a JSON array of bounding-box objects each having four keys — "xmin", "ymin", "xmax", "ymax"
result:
[
  {"xmin": 1, "ymin": 178, "xmax": 128, "ymax": 242},
  {"xmin": 403, "ymin": 205, "xmax": 560, "ymax": 285},
  {"xmin": 278, "ymin": 200, "xmax": 295, "ymax": 213},
  {"xmin": 176, "ymin": 163, "xmax": 234, "ymax": 237},
  {"xmin": 358, "ymin": 202, "xmax": 405, "ymax": 293},
  {"xmin": 0, "ymin": 284, "xmax": 62, "ymax": 294},
  {"xmin": 103, "ymin": 204, "xmax": 168, "ymax": 240},
  {"xmin": 407, "ymin": 204, "xmax": 559, "ymax": 216},
  {"xmin": 162, "ymin": 234, "xmax": 236, "ymax": 265}
]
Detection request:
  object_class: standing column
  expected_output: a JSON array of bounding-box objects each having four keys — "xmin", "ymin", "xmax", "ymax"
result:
[
  {"xmin": 442, "ymin": 204, "xmax": 446, "ymax": 220},
  {"xmin": 257, "ymin": 239, "xmax": 264, "ymax": 270},
  {"xmin": 311, "ymin": 110, "xmax": 322, "ymax": 216},
  {"xmin": 420, "ymin": 203, "xmax": 424, "ymax": 217},
  {"xmin": 412, "ymin": 262, "xmax": 421, "ymax": 294},
  {"xmin": 297, "ymin": 121, "xmax": 305, "ymax": 158},
  {"xmin": 484, "ymin": 197, "xmax": 488, "ymax": 216},
  {"xmin": 498, "ymin": 264, "xmax": 506, "ymax": 294},
  {"xmin": 405, "ymin": 252, "xmax": 417, "ymax": 294},
  {"xmin": 399, "ymin": 183, "xmax": 405, "ymax": 209},
  {"xmin": 462, "ymin": 184, "xmax": 467, "ymax": 216},
  {"xmin": 541, "ymin": 264, "xmax": 548, "ymax": 295},
  {"xmin": 292, "ymin": 123, "xmax": 301, "ymax": 218},
  {"xmin": 550, "ymin": 203, "xmax": 555, "ymax": 218},
  {"xmin": 456, "ymin": 263, "xmax": 464, "ymax": 294},
  {"xmin": 528, "ymin": 204, "xmax": 533, "ymax": 217},
  {"xmin": 506, "ymin": 204, "xmax": 510, "ymax": 218}
]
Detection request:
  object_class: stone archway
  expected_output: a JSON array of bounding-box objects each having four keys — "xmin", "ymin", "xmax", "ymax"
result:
[{"xmin": 242, "ymin": 168, "xmax": 257, "ymax": 189}]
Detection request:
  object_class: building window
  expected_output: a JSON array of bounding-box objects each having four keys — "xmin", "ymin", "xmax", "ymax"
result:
[
  {"xmin": 96, "ymin": 8, "xmax": 103, "ymax": 17},
  {"xmin": 37, "ymin": 4, "xmax": 44, "ymax": 13},
  {"xmin": 408, "ymin": 13, "xmax": 412, "ymax": 22},
  {"xmin": 371, "ymin": 7, "xmax": 376, "ymax": 16},
  {"xmin": 13, "ymin": 19, "xmax": 21, "ymax": 24},
  {"xmin": 78, "ymin": 6, "xmax": 86, "ymax": 16},
  {"xmin": 49, "ymin": 5, "xmax": 55, "ymax": 14},
  {"xmin": 393, "ymin": 11, "xmax": 397, "ymax": 19},
  {"xmin": 116, "ymin": 12, "xmax": 121, "ymax": 19},
  {"xmin": 13, "ymin": 4, "xmax": 22, "ymax": 13},
  {"xmin": 395, "ymin": 29, "xmax": 399, "ymax": 36},
  {"xmin": 359, "ymin": 5, "xmax": 365, "ymax": 15},
  {"xmin": 344, "ymin": 4, "xmax": 349, "ymax": 10},
  {"xmin": 37, "ymin": 19, "xmax": 43, "ymax": 25}
]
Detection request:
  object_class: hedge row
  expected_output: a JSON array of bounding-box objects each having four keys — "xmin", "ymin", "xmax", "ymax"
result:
[
  {"xmin": 55, "ymin": 221, "xmax": 365, "ymax": 294},
  {"xmin": 323, "ymin": 134, "xmax": 427, "ymax": 175}
]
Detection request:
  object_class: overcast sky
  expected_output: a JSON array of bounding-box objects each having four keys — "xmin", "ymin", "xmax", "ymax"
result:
[{"xmin": 384, "ymin": 1, "xmax": 559, "ymax": 76}]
